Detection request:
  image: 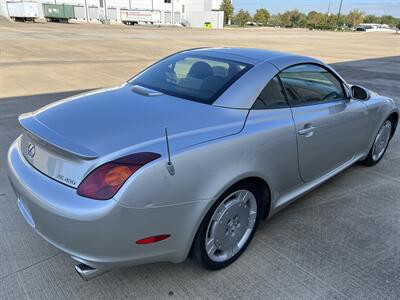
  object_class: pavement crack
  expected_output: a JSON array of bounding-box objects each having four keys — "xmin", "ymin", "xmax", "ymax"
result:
[
  {"xmin": 0, "ymin": 252, "xmax": 63, "ymax": 282},
  {"xmin": 365, "ymin": 168, "xmax": 400, "ymax": 184},
  {"xmin": 261, "ymin": 242, "xmax": 352, "ymax": 300}
]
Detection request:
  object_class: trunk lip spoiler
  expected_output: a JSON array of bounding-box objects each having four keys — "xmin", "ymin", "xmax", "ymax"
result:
[{"xmin": 19, "ymin": 113, "xmax": 99, "ymax": 160}]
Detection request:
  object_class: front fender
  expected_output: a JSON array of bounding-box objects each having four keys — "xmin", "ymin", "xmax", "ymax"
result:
[{"xmin": 362, "ymin": 95, "xmax": 399, "ymax": 153}]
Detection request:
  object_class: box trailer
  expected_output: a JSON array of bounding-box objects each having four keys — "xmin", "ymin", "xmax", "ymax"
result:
[
  {"xmin": 7, "ymin": 2, "xmax": 39, "ymax": 21},
  {"xmin": 121, "ymin": 10, "xmax": 161, "ymax": 25},
  {"xmin": 43, "ymin": 4, "xmax": 75, "ymax": 22}
]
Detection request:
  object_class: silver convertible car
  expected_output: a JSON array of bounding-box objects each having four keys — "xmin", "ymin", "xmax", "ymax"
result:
[{"xmin": 7, "ymin": 48, "xmax": 398, "ymax": 280}]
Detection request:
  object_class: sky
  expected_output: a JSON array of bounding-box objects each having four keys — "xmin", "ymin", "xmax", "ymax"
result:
[{"xmin": 233, "ymin": 0, "xmax": 400, "ymax": 17}]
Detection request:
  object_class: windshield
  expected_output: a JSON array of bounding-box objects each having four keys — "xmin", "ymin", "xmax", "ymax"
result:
[{"xmin": 129, "ymin": 53, "xmax": 253, "ymax": 105}]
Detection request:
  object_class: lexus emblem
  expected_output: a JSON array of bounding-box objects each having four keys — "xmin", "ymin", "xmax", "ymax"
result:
[{"xmin": 27, "ymin": 143, "xmax": 36, "ymax": 159}]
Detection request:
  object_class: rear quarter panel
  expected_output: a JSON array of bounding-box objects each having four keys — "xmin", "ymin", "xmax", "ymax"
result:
[
  {"xmin": 115, "ymin": 107, "xmax": 300, "ymax": 211},
  {"xmin": 113, "ymin": 107, "xmax": 300, "ymax": 260}
]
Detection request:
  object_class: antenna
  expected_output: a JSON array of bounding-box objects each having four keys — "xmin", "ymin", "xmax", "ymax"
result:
[{"xmin": 164, "ymin": 127, "xmax": 175, "ymax": 176}]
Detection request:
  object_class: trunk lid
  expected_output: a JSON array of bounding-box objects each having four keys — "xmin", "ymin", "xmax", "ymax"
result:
[{"xmin": 19, "ymin": 83, "xmax": 248, "ymax": 188}]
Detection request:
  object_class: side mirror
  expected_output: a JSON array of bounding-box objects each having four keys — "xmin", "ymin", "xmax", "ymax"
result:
[{"xmin": 351, "ymin": 85, "xmax": 370, "ymax": 101}]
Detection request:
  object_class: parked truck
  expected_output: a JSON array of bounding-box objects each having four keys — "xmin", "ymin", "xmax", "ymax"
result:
[
  {"xmin": 121, "ymin": 10, "xmax": 161, "ymax": 25},
  {"xmin": 7, "ymin": 2, "xmax": 39, "ymax": 22},
  {"xmin": 43, "ymin": 4, "xmax": 75, "ymax": 22}
]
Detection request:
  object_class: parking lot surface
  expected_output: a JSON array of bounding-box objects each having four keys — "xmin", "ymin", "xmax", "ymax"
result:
[
  {"xmin": 1, "ymin": 21, "xmax": 399, "ymax": 98},
  {"xmin": 1, "ymin": 21, "xmax": 400, "ymax": 299}
]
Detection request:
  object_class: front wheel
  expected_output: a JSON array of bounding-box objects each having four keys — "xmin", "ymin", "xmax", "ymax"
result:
[
  {"xmin": 361, "ymin": 118, "xmax": 393, "ymax": 166},
  {"xmin": 192, "ymin": 182, "xmax": 262, "ymax": 270}
]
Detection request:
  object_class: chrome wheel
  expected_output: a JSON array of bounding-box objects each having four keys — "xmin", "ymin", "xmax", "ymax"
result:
[
  {"xmin": 372, "ymin": 120, "xmax": 392, "ymax": 161},
  {"xmin": 205, "ymin": 190, "xmax": 257, "ymax": 262}
]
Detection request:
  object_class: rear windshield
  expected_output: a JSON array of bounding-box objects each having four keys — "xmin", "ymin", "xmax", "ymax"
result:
[{"xmin": 129, "ymin": 53, "xmax": 253, "ymax": 105}]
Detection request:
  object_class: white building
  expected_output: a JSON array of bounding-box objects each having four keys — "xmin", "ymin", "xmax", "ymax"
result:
[{"xmin": 0, "ymin": 0, "xmax": 224, "ymax": 28}]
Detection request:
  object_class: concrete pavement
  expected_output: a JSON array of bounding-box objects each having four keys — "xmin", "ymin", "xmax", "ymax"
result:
[
  {"xmin": 1, "ymin": 21, "xmax": 400, "ymax": 299},
  {"xmin": 1, "ymin": 21, "xmax": 399, "ymax": 98}
]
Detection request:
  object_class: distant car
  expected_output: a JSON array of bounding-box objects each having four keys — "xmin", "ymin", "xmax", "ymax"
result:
[
  {"xmin": 7, "ymin": 48, "xmax": 398, "ymax": 280},
  {"xmin": 355, "ymin": 26, "xmax": 367, "ymax": 31}
]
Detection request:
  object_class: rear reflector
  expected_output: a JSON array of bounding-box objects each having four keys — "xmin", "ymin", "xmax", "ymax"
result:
[{"xmin": 136, "ymin": 234, "xmax": 171, "ymax": 245}]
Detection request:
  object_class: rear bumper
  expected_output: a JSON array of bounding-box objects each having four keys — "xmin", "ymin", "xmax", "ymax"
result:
[{"xmin": 7, "ymin": 137, "xmax": 210, "ymax": 270}]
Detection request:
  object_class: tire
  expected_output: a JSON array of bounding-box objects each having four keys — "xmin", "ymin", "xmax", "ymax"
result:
[
  {"xmin": 192, "ymin": 182, "xmax": 263, "ymax": 270},
  {"xmin": 361, "ymin": 117, "xmax": 393, "ymax": 166}
]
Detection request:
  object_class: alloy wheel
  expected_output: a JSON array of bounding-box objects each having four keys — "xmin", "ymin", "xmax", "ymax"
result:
[
  {"xmin": 372, "ymin": 120, "xmax": 392, "ymax": 161},
  {"xmin": 205, "ymin": 190, "xmax": 257, "ymax": 262}
]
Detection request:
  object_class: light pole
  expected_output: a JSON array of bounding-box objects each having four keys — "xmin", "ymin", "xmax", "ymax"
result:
[
  {"xmin": 171, "ymin": 0, "xmax": 174, "ymax": 24},
  {"xmin": 104, "ymin": 0, "xmax": 108, "ymax": 23},
  {"xmin": 84, "ymin": 0, "xmax": 88, "ymax": 22},
  {"xmin": 336, "ymin": 0, "xmax": 344, "ymax": 29}
]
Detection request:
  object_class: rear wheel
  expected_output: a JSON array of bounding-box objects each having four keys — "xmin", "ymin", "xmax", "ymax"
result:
[
  {"xmin": 361, "ymin": 118, "xmax": 393, "ymax": 166},
  {"xmin": 192, "ymin": 182, "xmax": 262, "ymax": 270}
]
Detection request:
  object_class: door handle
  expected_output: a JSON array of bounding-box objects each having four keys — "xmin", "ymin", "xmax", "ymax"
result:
[{"xmin": 298, "ymin": 125, "xmax": 316, "ymax": 135}]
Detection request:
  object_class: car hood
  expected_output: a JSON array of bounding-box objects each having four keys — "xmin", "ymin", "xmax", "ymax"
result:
[{"xmin": 18, "ymin": 83, "xmax": 248, "ymax": 188}]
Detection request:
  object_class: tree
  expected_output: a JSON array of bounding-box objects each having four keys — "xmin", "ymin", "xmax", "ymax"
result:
[
  {"xmin": 381, "ymin": 15, "xmax": 397, "ymax": 26},
  {"xmin": 326, "ymin": 13, "xmax": 337, "ymax": 26},
  {"xmin": 336, "ymin": 14, "xmax": 347, "ymax": 27},
  {"xmin": 253, "ymin": 8, "xmax": 270, "ymax": 26},
  {"xmin": 346, "ymin": 9, "xmax": 364, "ymax": 27},
  {"xmin": 267, "ymin": 15, "xmax": 280, "ymax": 26},
  {"xmin": 307, "ymin": 11, "xmax": 326, "ymax": 28},
  {"xmin": 234, "ymin": 9, "xmax": 252, "ymax": 27},
  {"xmin": 298, "ymin": 13, "xmax": 308, "ymax": 28},
  {"xmin": 364, "ymin": 14, "xmax": 381, "ymax": 24},
  {"xmin": 277, "ymin": 12, "xmax": 290, "ymax": 27},
  {"xmin": 278, "ymin": 10, "xmax": 306, "ymax": 28},
  {"xmin": 220, "ymin": 0, "xmax": 234, "ymax": 25}
]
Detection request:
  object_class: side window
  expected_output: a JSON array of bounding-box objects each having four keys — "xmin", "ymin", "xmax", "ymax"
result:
[
  {"xmin": 279, "ymin": 64, "xmax": 345, "ymax": 106},
  {"xmin": 253, "ymin": 76, "xmax": 288, "ymax": 109}
]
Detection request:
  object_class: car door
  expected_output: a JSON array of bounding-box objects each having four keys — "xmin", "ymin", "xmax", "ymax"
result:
[
  {"xmin": 279, "ymin": 64, "xmax": 368, "ymax": 182},
  {"xmin": 245, "ymin": 76, "xmax": 301, "ymax": 199}
]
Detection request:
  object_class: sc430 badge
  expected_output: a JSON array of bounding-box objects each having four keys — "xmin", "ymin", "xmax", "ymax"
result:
[{"xmin": 56, "ymin": 174, "xmax": 76, "ymax": 186}]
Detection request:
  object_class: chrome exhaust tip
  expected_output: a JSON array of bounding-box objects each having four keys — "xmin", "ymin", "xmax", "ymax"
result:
[{"xmin": 75, "ymin": 263, "xmax": 107, "ymax": 281}]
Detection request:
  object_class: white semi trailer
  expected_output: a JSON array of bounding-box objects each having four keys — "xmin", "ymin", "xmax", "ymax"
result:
[
  {"xmin": 120, "ymin": 10, "xmax": 161, "ymax": 25},
  {"xmin": 7, "ymin": 1, "xmax": 39, "ymax": 21}
]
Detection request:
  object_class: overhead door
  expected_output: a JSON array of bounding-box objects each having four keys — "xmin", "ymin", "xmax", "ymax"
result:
[
  {"xmin": 107, "ymin": 8, "xmax": 117, "ymax": 21},
  {"xmin": 164, "ymin": 11, "xmax": 171, "ymax": 24},
  {"xmin": 74, "ymin": 6, "xmax": 85, "ymax": 19},
  {"xmin": 88, "ymin": 6, "xmax": 99, "ymax": 20},
  {"xmin": 174, "ymin": 12, "xmax": 180, "ymax": 23}
]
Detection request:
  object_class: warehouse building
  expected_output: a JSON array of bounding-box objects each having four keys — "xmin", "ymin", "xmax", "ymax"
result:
[{"xmin": 0, "ymin": 0, "xmax": 224, "ymax": 28}]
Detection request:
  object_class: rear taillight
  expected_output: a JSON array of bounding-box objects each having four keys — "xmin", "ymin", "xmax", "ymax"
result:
[{"xmin": 77, "ymin": 152, "xmax": 161, "ymax": 200}]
